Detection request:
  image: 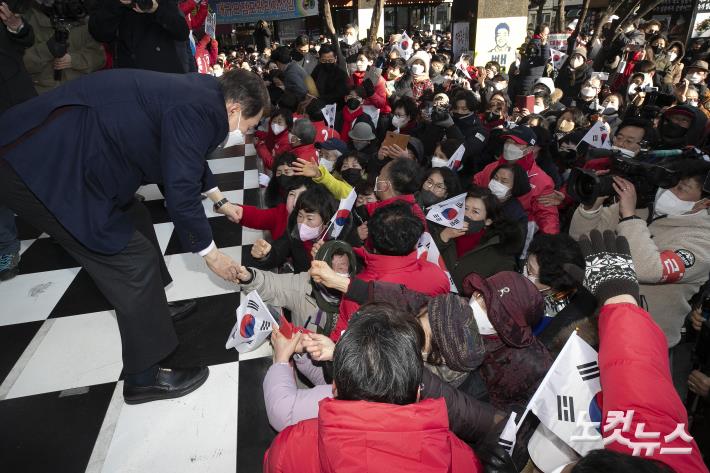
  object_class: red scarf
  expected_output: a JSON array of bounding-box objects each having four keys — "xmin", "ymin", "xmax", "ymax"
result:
[{"xmin": 455, "ymin": 229, "xmax": 486, "ymax": 257}]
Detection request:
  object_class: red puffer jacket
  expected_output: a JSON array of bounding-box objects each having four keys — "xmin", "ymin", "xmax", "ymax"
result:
[
  {"xmin": 599, "ymin": 303, "xmax": 709, "ymax": 473},
  {"xmin": 255, "ymin": 123, "xmax": 291, "ymax": 170},
  {"xmin": 263, "ymin": 397, "xmax": 483, "ymax": 473},
  {"xmin": 312, "ymin": 120, "xmax": 341, "ymax": 144},
  {"xmin": 331, "ymin": 246, "xmax": 449, "ymax": 341},
  {"xmin": 351, "ymin": 70, "xmax": 392, "ymax": 114},
  {"xmin": 473, "ymin": 154, "xmax": 559, "ymax": 234}
]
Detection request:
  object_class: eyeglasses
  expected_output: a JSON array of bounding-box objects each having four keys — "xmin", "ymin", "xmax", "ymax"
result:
[
  {"xmin": 424, "ymin": 178, "xmax": 446, "ymax": 192},
  {"xmin": 320, "ymin": 58, "xmax": 336, "ymax": 64}
]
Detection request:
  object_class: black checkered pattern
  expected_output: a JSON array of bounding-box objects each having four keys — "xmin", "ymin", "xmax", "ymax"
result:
[{"xmin": 0, "ymin": 140, "xmax": 277, "ymax": 473}]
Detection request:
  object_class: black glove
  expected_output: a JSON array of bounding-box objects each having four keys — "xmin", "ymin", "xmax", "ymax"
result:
[
  {"xmin": 433, "ymin": 113, "xmax": 455, "ymax": 129},
  {"xmin": 565, "ymin": 230, "xmax": 640, "ymax": 304},
  {"xmin": 362, "ymin": 78, "xmax": 375, "ymax": 98},
  {"xmin": 46, "ymin": 37, "xmax": 68, "ymax": 58}
]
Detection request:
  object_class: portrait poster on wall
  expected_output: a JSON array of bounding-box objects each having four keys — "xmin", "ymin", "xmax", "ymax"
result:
[{"xmin": 474, "ymin": 16, "xmax": 528, "ymax": 70}]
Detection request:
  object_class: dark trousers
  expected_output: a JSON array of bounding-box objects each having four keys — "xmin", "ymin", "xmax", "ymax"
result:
[{"xmin": 0, "ymin": 159, "xmax": 178, "ymax": 373}]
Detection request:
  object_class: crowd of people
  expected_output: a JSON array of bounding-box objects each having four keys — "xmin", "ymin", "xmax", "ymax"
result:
[{"xmin": 1, "ymin": 0, "xmax": 710, "ymax": 471}]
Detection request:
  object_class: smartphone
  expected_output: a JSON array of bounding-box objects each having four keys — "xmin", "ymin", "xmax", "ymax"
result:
[{"xmin": 515, "ymin": 95, "xmax": 535, "ymax": 112}]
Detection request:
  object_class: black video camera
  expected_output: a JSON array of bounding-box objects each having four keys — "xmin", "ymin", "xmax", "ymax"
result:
[{"xmin": 567, "ymin": 148, "xmax": 688, "ymax": 206}]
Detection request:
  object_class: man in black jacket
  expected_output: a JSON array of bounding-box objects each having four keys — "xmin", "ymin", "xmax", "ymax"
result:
[
  {"xmin": 89, "ymin": 0, "xmax": 188, "ymax": 73},
  {"xmin": 311, "ymin": 44, "xmax": 349, "ymax": 107}
]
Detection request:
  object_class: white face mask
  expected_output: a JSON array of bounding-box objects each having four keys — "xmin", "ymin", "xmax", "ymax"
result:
[
  {"xmin": 355, "ymin": 62, "xmax": 368, "ymax": 72},
  {"xmin": 213, "ymin": 69, "xmax": 223, "ymax": 77},
  {"xmin": 391, "ymin": 116, "xmax": 409, "ymax": 129},
  {"xmin": 570, "ymin": 57, "xmax": 583, "ymax": 69},
  {"xmin": 469, "ymin": 297, "xmax": 497, "ymax": 335},
  {"xmin": 431, "ymin": 157, "xmax": 448, "ymax": 168},
  {"xmin": 319, "ymin": 157, "xmax": 334, "ymax": 172},
  {"xmin": 411, "ymin": 64, "xmax": 425, "ymax": 75},
  {"xmin": 503, "ymin": 142, "xmax": 526, "ymax": 161},
  {"xmin": 669, "ymin": 52, "xmax": 678, "ymax": 62},
  {"xmin": 688, "ymin": 100, "xmax": 699, "ymax": 107},
  {"xmin": 493, "ymin": 82, "xmax": 507, "ymax": 91},
  {"xmin": 611, "ymin": 145, "xmax": 637, "ymax": 158},
  {"xmin": 533, "ymin": 104, "xmax": 544, "ymax": 114},
  {"xmin": 580, "ymin": 86, "xmax": 596, "ymax": 99},
  {"xmin": 298, "ymin": 222, "xmax": 322, "ymax": 241},
  {"xmin": 222, "ymin": 111, "xmax": 244, "ymax": 147},
  {"xmin": 271, "ymin": 123, "xmax": 286, "ymax": 135},
  {"xmin": 687, "ymin": 72, "xmax": 703, "ymax": 84},
  {"xmin": 602, "ymin": 102, "xmax": 618, "ymax": 113},
  {"xmin": 488, "ymin": 179, "xmax": 512, "ymax": 200},
  {"xmin": 345, "ymin": 35, "xmax": 357, "ymax": 46},
  {"xmin": 627, "ymin": 83, "xmax": 640, "ymax": 97},
  {"xmin": 654, "ymin": 188, "xmax": 696, "ymax": 216}
]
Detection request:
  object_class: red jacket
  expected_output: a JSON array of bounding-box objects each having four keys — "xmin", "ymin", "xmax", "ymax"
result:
[
  {"xmin": 195, "ymin": 35, "xmax": 218, "ymax": 74},
  {"xmin": 473, "ymin": 154, "xmax": 559, "ymax": 234},
  {"xmin": 264, "ymin": 397, "xmax": 483, "ymax": 473},
  {"xmin": 179, "ymin": 0, "xmax": 208, "ymax": 30},
  {"xmin": 351, "ymin": 70, "xmax": 392, "ymax": 114},
  {"xmin": 291, "ymin": 143, "xmax": 318, "ymax": 164},
  {"xmin": 239, "ymin": 203, "xmax": 288, "ymax": 240},
  {"xmin": 255, "ymin": 122, "xmax": 291, "ymax": 170},
  {"xmin": 332, "ymin": 246, "xmax": 449, "ymax": 341},
  {"xmin": 599, "ymin": 303, "xmax": 708, "ymax": 473},
  {"xmin": 339, "ymin": 106, "xmax": 363, "ymax": 144},
  {"xmin": 312, "ymin": 120, "xmax": 341, "ymax": 144}
]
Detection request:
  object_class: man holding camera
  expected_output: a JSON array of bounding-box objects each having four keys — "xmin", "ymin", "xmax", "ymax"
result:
[
  {"xmin": 569, "ymin": 158, "xmax": 710, "ymax": 393},
  {"xmin": 22, "ymin": 0, "xmax": 105, "ymax": 94},
  {"xmin": 89, "ymin": 0, "xmax": 188, "ymax": 73}
]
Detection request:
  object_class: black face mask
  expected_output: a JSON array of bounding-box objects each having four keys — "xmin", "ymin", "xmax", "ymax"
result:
[
  {"xmin": 277, "ymin": 175, "xmax": 295, "ymax": 189},
  {"xmin": 321, "ymin": 62, "xmax": 337, "ymax": 71},
  {"xmin": 652, "ymin": 45, "xmax": 664, "ymax": 54},
  {"xmin": 662, "ymin": 121, "xmax": 688, "ymax": 139},
  {"xmin": 340, "ymin": 168, "xmax": 363, "ymax": 186},
  {"xmin": 346, "ymin": 98, "xmax": 362, "ymax": 110},
  {"xmin": 464, "ymin": 217, "xmax": 486, "ymax": 234},
  {"xmin": 419, "ymin": 190, "xmax": 441, "ymax": 207},
  {"xmin": 292, "ymin": 51, "xmax": 304, "ymax": 61}
]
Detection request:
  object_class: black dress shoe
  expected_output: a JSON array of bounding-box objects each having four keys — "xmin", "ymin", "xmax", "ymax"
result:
[
  {"xmin": 168, "ymin": 299, "xmax": 197, "ymax": 321},
  {"xmin": 123, "ymin": 366, "xmax": 209, "ymax": 405}
]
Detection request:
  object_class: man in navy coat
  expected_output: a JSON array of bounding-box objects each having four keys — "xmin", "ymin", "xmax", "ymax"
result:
[{"xmin": 0, "ymin": 68, "xmax": 268, "ymax": 403}]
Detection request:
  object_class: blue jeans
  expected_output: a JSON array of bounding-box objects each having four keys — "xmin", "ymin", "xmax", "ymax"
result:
[{"xmin": 0, "ymin": 205, "xmax": 20, "ymax": 255}]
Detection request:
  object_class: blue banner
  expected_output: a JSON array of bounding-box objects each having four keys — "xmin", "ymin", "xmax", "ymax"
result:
[{"xmin": 209, "ymin": 0, "xmax": 318, "ymax": 25}]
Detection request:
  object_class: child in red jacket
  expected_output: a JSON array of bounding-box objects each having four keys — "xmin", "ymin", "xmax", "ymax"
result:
[{"xmin": 255, "ymin": 109, "xmax": 293, "ymax": 170}]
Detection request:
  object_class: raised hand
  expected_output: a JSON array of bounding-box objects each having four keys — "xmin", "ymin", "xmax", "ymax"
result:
[
  {"xmin": 251, "ymin": 239, "xmax": 272, "ymax": 259},
  {"xmin": 309, "ymin": 260, "xmax": 349, "ymax": 292},
  {"xmin": 0, "ymin": 2, "xmax": 23, "ymax": 30},
  {"xmin": 565, "ymin": 230, "xmax": 639, "ymax": 305},
  {"xmin": 271, "ymin": 328, "xmax": 302, "ymax": 364},
  {"xmin": 217, "ymin": 202, "xmax": 243, "ymax": 223},
  {"xmin": 292, "ymin": 158, "xmax": 321, "ymax": 178}
]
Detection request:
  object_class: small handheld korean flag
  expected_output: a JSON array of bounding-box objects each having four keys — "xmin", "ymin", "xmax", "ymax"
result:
[
  {"xmin": 579, "ymin": 120, "xmax": 611, "ymax": 149},
  {"xmin": 551, "ymin": 49, "xmax": 568, "ymax": 70},
  {"xmin": 456, "ymin": 61, "xmax": 472, "ymax": 80},
  {"xmin": 321, "ymin": 103, "xmax": 337, "ymax": 129},
  {"xmin": 329, "ymin": 189, "xmax": 357, "ymax": 239},
  {"xmin": 362, "ymin": 105, "xmax": 380, "ymax": 127},
  {"xmin": 399, "ymin": 31, "xmax": 413, "ymax": 59},
  {"xmin": 447, "ymin": 144, "xmax": 465, "ymax": 171},
  {"xmin": 521, "ymin": 331, "xmax": 603, "ymax": 456},
  {"xmin": 225, "ymin": 291, "xmax": 278, "ymax": 353},
  {"xmin": 426, "ymin": 192, "xmax": 466, "ymax": 229},
  {"xmin": 417, "ymin": 231, "xmax": 459, "ymax": 293}
]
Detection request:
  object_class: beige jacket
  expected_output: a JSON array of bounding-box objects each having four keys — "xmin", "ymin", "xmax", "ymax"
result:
[
  {"xmin": 23, "ymin": 9, "xmax": 105, "ymax": 94},
  {"xmin": 570, "ymin": 203, "xmax": 710, "ymax": 347}
]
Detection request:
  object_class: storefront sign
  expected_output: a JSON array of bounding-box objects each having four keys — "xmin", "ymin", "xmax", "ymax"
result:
[{"xmin": 209, "ymin": 0, "xmax": 318, "ymax": 25}]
